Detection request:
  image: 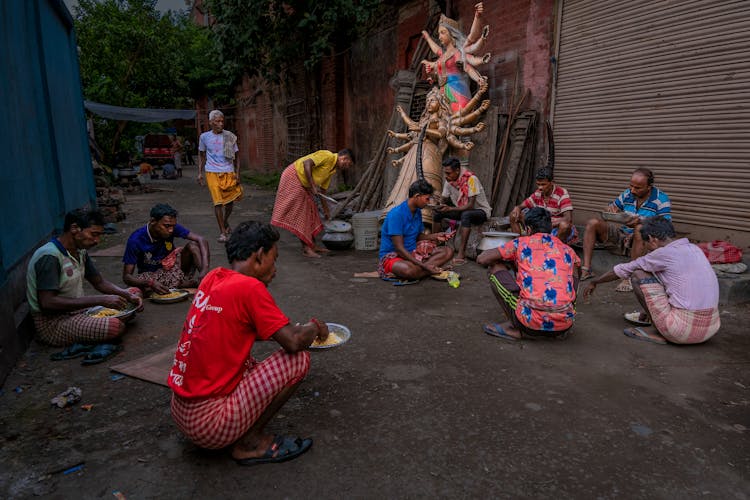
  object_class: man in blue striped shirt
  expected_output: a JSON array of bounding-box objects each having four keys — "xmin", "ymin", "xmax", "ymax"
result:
[{"xmin": 580, "ymin": 168, "xmax": 671, "ymax": 291}]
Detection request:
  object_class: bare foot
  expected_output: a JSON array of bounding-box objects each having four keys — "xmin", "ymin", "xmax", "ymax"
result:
[
  {"xmin": 313, "ymin": 246, "xmax": 330, "ymax": 253},
  {"xmin": 231, "ymin": 434, "xmax": 274, "ymax": 461},
  {"xmin": 302, "ymin": 247, "xmax": 322, "ymax": 258}
]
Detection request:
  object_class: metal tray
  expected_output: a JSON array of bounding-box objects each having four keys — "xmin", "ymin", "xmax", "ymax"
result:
[
  {"xmin": 150, "ymin": 289, "xmax": 190, "ymax": 304},
  {"xmin": 309, "ymin": 323, "xmax": 351, "ymax": 349},
  {"xmin": 86, "ymin": 304, "xmax": 136, "ymax": 321}
]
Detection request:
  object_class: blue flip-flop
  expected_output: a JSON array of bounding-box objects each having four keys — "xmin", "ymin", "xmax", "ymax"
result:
[
  {"xmin": 235, "ymin": 435, "xmax": 312, "ymax": 466},
  {"xmin": 392, "ymin": 279, "xmax": 419, "ymax": 286},
  {"xmin": 482, "ymin": 323, "xmax": 519, "ymax": 341},
  {"xmin": 80, "ymin": 344, "xmax": 123, "ymax": 365},
  {"xmin": 623, "ymin": 327, "xmax": 667, "ymax": 345},
  {"xmin": 50, "ymin": 343, "xmax": 95, "ymax": 361}
]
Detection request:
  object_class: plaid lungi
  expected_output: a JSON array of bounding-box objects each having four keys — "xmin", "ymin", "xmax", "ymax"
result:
[
  {"xmin": 271, "ymin": 165, "xmax": 322, "ymax": 248},
  {"xmin": 378, "ymin": 240, "xmax": 438, "ymax": 278},
  {"xmin": 32, "ymin": 287, "xmax": 142, "ymax": 346},
  {"xmin": 33, "ymin": 312, "xmax": 124, "ymax": 347},
  {"xmin": 206, "ymin": 171, "xmax": 243, "ymax": 206},
  {"xmin": 136, "ymin": 248, "xmax": 188, "ymax": 290},
  {"xmin": 641, "ymin": 282, "xmax": 720, "ymax": 344},
  {"xmin": 170, "ymin": 349, "xmax": 310, "ymax": 449}
]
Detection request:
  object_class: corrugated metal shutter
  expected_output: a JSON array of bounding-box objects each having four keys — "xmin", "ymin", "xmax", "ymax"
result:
[{"xmin": 553, "ymin": 0, "xmax": 750, "ymax": 244}]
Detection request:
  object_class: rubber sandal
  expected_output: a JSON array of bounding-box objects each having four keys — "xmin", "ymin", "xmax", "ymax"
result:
[
  {"xmin": 218, "ymin": 234, "xmax": 229, "ymax": 243},
  {"xmin": 393, "ymin": 279, "xmax": 419, "ymax": 286},
  {"xmin": 452, "ymin": 258, "xmax": 466, "ymax": 267},
  {"xmin": 482, "ymin": 323, "xmax": 519, "ymax": 341},
  {"xmin": 50, "ymin": 343, "xmax": 95, "ymax": 361},
  {"xmin": 580, "ymin": 268, "xmax": 594, "ymax": 281},
  {"xmin": 80, "ymin": 344, "xmax": 123, "ymax": 365},
  {"xmin": 235, "ymin": 435, "xmax": 312, "ymax": 466},
  {"xmin": 623, "ymin": 327, "xmax": 667, "ymax": 345},
  {"xmin": 624, "ymin": 311, "xmax": 651, "ymax": 327}
]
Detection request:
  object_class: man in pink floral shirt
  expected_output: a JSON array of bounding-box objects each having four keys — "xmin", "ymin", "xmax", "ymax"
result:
[{"xmin": 477, "ymin": 207, "xmax": 581, "ymax": 341}]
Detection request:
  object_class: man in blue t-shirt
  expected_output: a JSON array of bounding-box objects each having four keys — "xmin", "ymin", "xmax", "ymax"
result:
[
  {"xmin": 580, "ymin": 168, "xmax": 672, "ymax": 291},
  {"xmin": 122, "ymin": 203, "xmax": 210, "ymax": 294},
  {"xmin": 379, "ymin": 180, "xmax": 454, "ymax": 281}
]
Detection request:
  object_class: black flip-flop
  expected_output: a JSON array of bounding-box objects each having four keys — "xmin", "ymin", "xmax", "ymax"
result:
[
  {"xmin": 235, "ymin": 435, "xmax": 312, "ymax": 466},
  {"xmin": 80, "ymin": 344, "xmax": 123, "ymax": 365}
]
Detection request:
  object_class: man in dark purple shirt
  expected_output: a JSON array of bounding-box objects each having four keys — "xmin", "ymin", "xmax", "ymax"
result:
[{"xmin": 122, "ymin": 204, "xmax": 210, "ymax": 294}]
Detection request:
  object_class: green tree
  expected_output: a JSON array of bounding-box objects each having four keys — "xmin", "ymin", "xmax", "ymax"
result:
[
  {"xmin": 205, "ymin": 0, "xmax": 383, "ymax": 84},
  {"xmin": 73, "ymin": 0, "xmax": 227, "ymax": 157}
]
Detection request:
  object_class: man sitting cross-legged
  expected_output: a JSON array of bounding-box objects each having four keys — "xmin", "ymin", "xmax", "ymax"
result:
[
  {"xmin": 122, "ymin": 203, "xmax": 210, "ymax": 295},
  {"xmin": 168, "ymin": 221, "xmax": 329, "ymax": 465},
  {"xmin": 431, "ymin": 157, "xmax": 491, "ymax": 265},
  {"xmin": 583, "ymin": 216, "xmax": 720, "ymax": 345},
  {"xmin": 379, "ymin": 179, "xmax": 454, "ymax": 281},
  {"xmin": 26, "ymin": 209, "xmax": 143, "ymax": 347},
  {"xmin": 477, "ymin": 207, "xmax": 581, "ymax": 341}
]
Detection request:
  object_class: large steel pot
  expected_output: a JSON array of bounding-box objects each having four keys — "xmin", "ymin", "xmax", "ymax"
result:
[{"xmin": 477, "ymin": 231, "xmax": 519, "ymax": 252}]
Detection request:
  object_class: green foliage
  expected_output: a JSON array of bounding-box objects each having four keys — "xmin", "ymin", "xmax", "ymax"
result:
[
  {"xmin": 241, "ymin": 171, "xmax": 281, "ymax": 189},
  {"xmin": 72, "ymin": 0, "xmax": 229, "ymax": 156},
  {"xmin": 205, "ymin": 0, "xmax": 383, "ymax": 84}
]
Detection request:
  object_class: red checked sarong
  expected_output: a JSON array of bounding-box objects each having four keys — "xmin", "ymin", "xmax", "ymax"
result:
[
  {"xmin": 641, "ymin": 282, "xmax": 720, "ymax": 344},
  {"xmin": 271, "ymin": 165, "xmax": 322, "ymax": 248},
  {"xmin": 170, "ymin": 349, "xmax": 310, "ymax": 449}
]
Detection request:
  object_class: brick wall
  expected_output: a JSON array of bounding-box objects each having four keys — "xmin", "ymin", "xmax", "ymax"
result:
[{"xmin": 226, "ymin": 0, "xmax": 556, "ymax": 177}]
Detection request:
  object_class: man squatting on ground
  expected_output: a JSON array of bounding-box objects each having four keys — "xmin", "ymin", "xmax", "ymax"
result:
[
  {"xmin": 510, "ymin": 166, "xmax": 577, "ymax": 244},
  {"xmin": 26, "ymin": 209, "xmax": 143, "ymax": 347},
  {"xmin": 122, "ymin": 203, "xmax": 210, "ymax": 295},
  {"xmin": 271, "ymin": 149, "xmax": 354, "ymax": 258},
  {"xmin": 169, "ymin": 221, "xmax": 330, "ymax": 465},
  {"xmin": 432, "ymin": 157, "xmax": 491, "ymax": 265},
  {"xmin": 580, "ymin": 167, "xmax": 671, "ymax": 291},
  {"xmin": 584, "ymin": 216, "xmax": 720, "ymax": 345},
  {"xmin": 379, "ymin": 179, "xmax": 454, "ymax": 280},
  {"xmin": 477, "ymin": 207, "xmax": 581, "ymax": 341},
  {"xmin": 198, "ymin": 109, "xmax": 243, "ymax": 243}
]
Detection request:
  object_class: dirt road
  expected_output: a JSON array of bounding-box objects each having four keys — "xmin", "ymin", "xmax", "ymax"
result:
[{"xmin": 2, "ymin": 170, "xmax": 748, "ymax": 498}]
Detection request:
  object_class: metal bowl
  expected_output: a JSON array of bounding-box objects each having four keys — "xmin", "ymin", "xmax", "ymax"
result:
[
  {"xmin": 600, "ymin": 211, "xmax": 631, "ymax": 223},
  {"xmin": 324, "ymin": 220, "xmax": 352, "ymax": 233},
  {"xmin": 321, "ymin": 231, "xmax": 354, "ymax": 250},
  {"xmin": 477, "ymin": 231, "xmax": 519, "ymax": 251}
]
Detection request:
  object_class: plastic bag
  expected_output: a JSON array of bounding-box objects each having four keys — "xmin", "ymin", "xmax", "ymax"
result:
[{"xmin": 697, "ymin": 240, "xmax": 743, "ymax": 264}]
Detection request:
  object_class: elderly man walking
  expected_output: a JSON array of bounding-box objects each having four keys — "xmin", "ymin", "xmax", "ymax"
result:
[
  {"xmin": 198, "ymin": 110, "xmax": 243, "ymax": 243},
  {"xmin": 583, "ymin": 216, "xmax": 720, "ymax": 345}
]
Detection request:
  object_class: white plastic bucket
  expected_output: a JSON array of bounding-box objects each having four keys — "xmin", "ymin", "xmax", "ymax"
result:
[{"xmin": 352, "ymin": 210, "xmax": 381, "ymax": 250}]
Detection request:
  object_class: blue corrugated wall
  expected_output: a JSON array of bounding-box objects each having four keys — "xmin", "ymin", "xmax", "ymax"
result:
[
  {"xmin": 0, "ymin": 0, "xmax": 95, "ymax": 281},
  {"xmin": 0, "ymin": 0, "xmax": 94, "ymax": 383}
]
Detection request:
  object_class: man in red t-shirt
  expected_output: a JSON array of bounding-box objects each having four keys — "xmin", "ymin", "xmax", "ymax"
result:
[
  {"xmin": 168, "ymin": 221, "xmax": 329, "ymax": 466},
  {"xmin": 509, "ymin": 167, "xmax": 577, "ymax": 244}
]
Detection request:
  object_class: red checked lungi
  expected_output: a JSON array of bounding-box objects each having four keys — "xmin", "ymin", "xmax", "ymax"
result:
[
  {"xmin": 641, "ymin": 282, "xmax": 720, "ymax": 344},
  {"xmin": 170, "ymin": 349, "xmax": 310, "ymax": 449},
  {"xmin": 271, "ymin": 165, "xmax": 322, "ymax": 248}
]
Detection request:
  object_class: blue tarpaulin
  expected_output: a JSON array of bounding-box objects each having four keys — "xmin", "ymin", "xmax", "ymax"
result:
[{"xmin": 84, "ymin": 100, "xmax": 196, "ymax": 122}]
